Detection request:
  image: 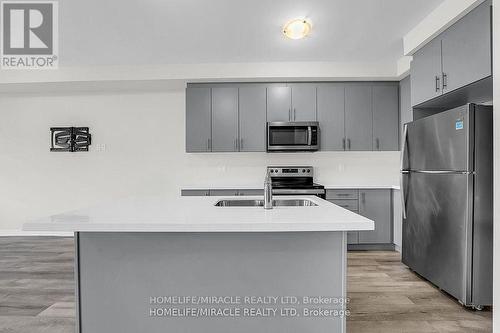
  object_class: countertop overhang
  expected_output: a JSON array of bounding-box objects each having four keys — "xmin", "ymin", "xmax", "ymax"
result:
[{"xmin": 23, "ymin": 196, "xmax": 374, "ymax": 233}]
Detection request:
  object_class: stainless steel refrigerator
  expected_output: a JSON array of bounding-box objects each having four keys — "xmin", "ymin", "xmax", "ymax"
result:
[{"xmin": 401, "ymin": 103, "xmax": 493, "ymax": 309}]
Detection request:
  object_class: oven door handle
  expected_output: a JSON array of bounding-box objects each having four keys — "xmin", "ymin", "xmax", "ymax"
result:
[{"xmin": 307, "ymin": 126, "xmax": 312, "ymax": 146}]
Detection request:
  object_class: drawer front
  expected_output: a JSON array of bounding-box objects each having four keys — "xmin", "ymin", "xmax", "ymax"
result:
[
  {"xmin": 209, "ymin": 189, "xmax": 239, "ymax": 196},
  {"xmin": 326, "ymin": 189, "xmax": 359, "ymax": 200},
  {"xmin": 181, "ymin": 189, "xmax": 210, "ymax": 196},
  {"xmin": 330, "ymin": 199, "xmax": 359, "ymax": 212},
  {"xmin": 238, "ymin": 189, "xmax": 263, "ymax": 196}
]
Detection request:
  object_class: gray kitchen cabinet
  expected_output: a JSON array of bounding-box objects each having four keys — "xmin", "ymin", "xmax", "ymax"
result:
[
  {"xmin": 186, "ymin": 87, "xmax": 211, "ymax": 152},
  {"xmin": 211, "ymin": 87, "xmax": 239, "ymax": 152},
  {"xmin": 399, "ymin": 76, "xmax": 412, "ymax": 143},
  {"xmin": 345, "ymin": 85, "xmax": 373, "ymax": 151},
  {"xmin": 441, "ymin": 1, "xmax": 491, "ymax": 93},
  {"xmin": 267, "ymin": 85, "xmax": 291, "ymax": 122},
  {"xmin": 410, "ymin": 37, "xmax": 442, "ymax": 107},
  {"xmin": 239, "ymin": 86, "xmax": 267, "ymax": 151},
  {"xmin": 181, "ymin": 189, "xmax": 210, "ymax": 196},
  {"xmin": 238, "ymin": 189, "xmax": 263, "ymax": 196},
  {"xmin": 347, "ymin": 232, "xmax": 359, "ymax": 245},
  {"xmin": 410, "ymin": 0, "xmax": 491, "ymax": 107},
  {"xmin": 372, "ymin": 85, "xmax": 399, "ymax": 151},
  {"xmin": 290, "ymin": 84, "xmax": 317, "ymax": 121},
  {"xmin": 358, "ymin": 189, "xmax": 392, "ymax": 244},
  {"xmin": 210, "ymin": 189, "xmax": 239, "ymax": 196},
  {"xmin": 317, "ymin": 84, "xmax": 345, "ymax": 150}
]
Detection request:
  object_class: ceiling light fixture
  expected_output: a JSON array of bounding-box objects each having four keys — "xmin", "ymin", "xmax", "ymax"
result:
[{"xmin": 283, "ymin": 19, "xmax": 312, "ymax": 40}]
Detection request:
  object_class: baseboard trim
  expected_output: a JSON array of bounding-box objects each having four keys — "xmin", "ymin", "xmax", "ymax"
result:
[
  {"xmin": 0, "ymin": 230, "xmax": 73, "ymax": 237},
  {"xmin": 348, "ymin": 243, "xmax": 395, "ymax": 251},
  {"xmin": 394, "ymin": 244, "xmax": 401, "ymax": 253}
]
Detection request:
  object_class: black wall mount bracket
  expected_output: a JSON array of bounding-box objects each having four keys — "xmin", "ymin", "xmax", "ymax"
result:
[{"xmin": 50, "ymin": 127, "xmax": 92, "ymax": 152}]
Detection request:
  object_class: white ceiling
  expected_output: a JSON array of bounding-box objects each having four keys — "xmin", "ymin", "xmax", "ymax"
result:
[{"xmin": 60, "ymin": 0, "xmax": 444, "ymax": 67}]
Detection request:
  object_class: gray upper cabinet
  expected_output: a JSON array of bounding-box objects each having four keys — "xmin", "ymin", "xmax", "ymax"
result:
[
  {"xmin": 211, "ymin": 87, "xmax": 239, "ymax": 152},
  {"xmin": 239, "ymin": 86, "xmax": 267, "ymax": 152},
  {"xmin": 441, "ymin": 1, "xmax": 491, "ymax": 93},
  {"xmin": 290, "ymin": 84, "xmax": 317, "ymax": 121},
  {"xmin": 410, "ymin": 37, "xmax": 442, "ymax": 107},
  {"xmin": 410, "ymin": 0, "xmax": 491, "ymax": 107},
  {"xmin": 186, "ymin": 87, "xmax": 211, "ymax": 152},
  {"xmin": 345, "ymin": 85, "xmax": 373, "ymax": 151},
  {"xmin": 267, "ymin": 86, "xmax": 291, "ymax": 122},
  {"xmin": 358, "ymin": 189, "xmax": 392, "ymax": 244},
  {"xmin": 372, "ymin": 85, "xmax": 399, "ymax": 151},
  {"xmin": 317, "ymin": 84, "xmax": 345, "ymax": 151}
]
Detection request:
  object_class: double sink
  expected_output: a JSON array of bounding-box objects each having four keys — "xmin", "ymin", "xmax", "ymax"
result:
[{"xmin": 215, "ymin": 199, "xmax": 317, "ymax": 207}]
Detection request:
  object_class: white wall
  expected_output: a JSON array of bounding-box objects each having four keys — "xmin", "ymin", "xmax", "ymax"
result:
[{"xmin": 0, "ymin": 88, "xmax": 400, "ymax": 231}]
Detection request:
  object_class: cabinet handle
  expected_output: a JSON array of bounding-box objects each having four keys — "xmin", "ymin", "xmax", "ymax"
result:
[
  {"xmin": 289, "ymin": 109, "xmax": 292, "ymax": 121},
  {"xmin": 435, "ymin": 76, "xmax": 441, "ymax": 92},
  {"xmin": 376, "ymin": 138, "xmax": 380, "ymax": 150},
  {"xmin": 442, "ymin": 73, "xmax": 448, "ymax": 90},
  {"xmin": 342, "ymin": 138, "xmax": 346, "ymax": 150},
  {"xmin": 207, "ymin": 138, "xmax": 211, "ymax": 151},
  {"xmin": 234, "ymin": 139, "xmax": 237, "ymax": 150},
  {"xmin": 347, "ymin": 139, "xmax": 351, "ymax": 150},
  {"xmin": 293, "ymin": 108, "xmax": 296, "ymax": 121},
  {"xmin": 240, "ymin": 138, "xmax": 243, "ymax": 150}
]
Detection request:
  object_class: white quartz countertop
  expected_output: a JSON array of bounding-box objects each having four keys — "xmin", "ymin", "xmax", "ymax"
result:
[{"xmin": 23, "ymin": 196, "xmax": 374, "ymax": 233}]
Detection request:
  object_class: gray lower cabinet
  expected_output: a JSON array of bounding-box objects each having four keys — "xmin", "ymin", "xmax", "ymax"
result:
[
  {"xmin": 211, "ymin": 87, "xmax": 239, "ymax": 152},
  {"xmin": 441, "ymin": 1, "xmax": 491, "ymax": 93},
  {"xmin": 267, "ymin": 86, "xmax": 291, "ymax": 122},
  {"xmin": 181, "ymin": 189, "xmax": 210, "ymax": 196},
  {"xmin": 327, "ymin": 189, "xmax": 393, "ymax": 246},
  {"xmin": 372, "ymin": 85, "xmax": 399, "ymax": 151},
  {"xmin": 358, "ymin": 189, "xmax": 392, "ymax": 244},
  {"xmin": 345, "ymin": 85, "xmax": 373, "ymax": 151},
  {"xmin": 186, "ymin": 87, "xmax": 211, "ymax": 152},
  {"xmin": 290, "ymin": 84, "xmax": 317, "ymax": 121},
  {"xmin": 317, "ymin": 84, "xmax": 345, "ymax": 150},
  {"xmin": 239, "ymin": 86, "xmax": 267, "ymax": 151}
]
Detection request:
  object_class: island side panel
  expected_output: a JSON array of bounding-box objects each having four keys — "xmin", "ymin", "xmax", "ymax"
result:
[{"xmin": 77, "ymin": 232, "xmax": 347, "ymax": 333}]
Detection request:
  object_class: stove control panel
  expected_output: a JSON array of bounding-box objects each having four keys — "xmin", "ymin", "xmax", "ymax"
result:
[{"xmin": 267, "ymin": 166, "xmax": 313, "ymax": 177}]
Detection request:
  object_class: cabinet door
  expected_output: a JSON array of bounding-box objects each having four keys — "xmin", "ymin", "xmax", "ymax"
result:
[
  {"xmin": 410, "ymin": 37, "xmax": 442, "ymax": 106},
  {"xmin": 186, "ymin": 87, "xmax": 211, "ymax": 152},
  {"xmin": 239, "ymin": 86, "xmax": 267, "ymax": 151},
  {"xmin": 347, "ymin": 232, "xmax": 359, "ymax": 245},
  {"xmin": 441, "ymin": 1, "xmax": 491, "ymax": 93},
  {"xmin": 211, "ymin": 87, "xmax": 239, "ymax": 152},
  {"xmin": 317, "ymin": 84, "xmax": 345, "ymax": 150},
  {"xmin": 372, "ymin": 85, "xmax": 399, "ymax": 151},
  {"xmin": 358, "ymin": 190, "xmax": 392, "ymax": 244},
  {"xmin": 267, "ymin": 86, "xmax": 291, "ymax": 122},
  {"xmin": 290, "ymin": 84, "xmax": 317, "ymax": 121},
  {"xmin": 345, "ymin": 85, "xmax": 373, "ymax": 151}
]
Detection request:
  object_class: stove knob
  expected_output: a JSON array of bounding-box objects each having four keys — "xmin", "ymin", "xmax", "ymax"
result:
[
  {"xmin": 270, "ymin": 170, "xmax": 274, "ymax": 173},
  {"xmin": 275, "ymin": 169, "xmax": 279, "ymax": 173},
  {"xmin": 302, "ymin": 169, "xmax": 306, "ymax": 173},
  {"xmin": 307, "ymin": 169, "xmax": 311, "ymax": 173}
]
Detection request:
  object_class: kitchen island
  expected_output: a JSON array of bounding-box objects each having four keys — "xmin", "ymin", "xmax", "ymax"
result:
[{"xmin": 24, "ymin": 195, "xmax": 373, "ymax": 333}]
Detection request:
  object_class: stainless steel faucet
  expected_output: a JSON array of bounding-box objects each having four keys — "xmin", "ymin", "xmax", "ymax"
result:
[{"xmin": 264, "ymin": 170, "xmax": 273, "ymax": 209}]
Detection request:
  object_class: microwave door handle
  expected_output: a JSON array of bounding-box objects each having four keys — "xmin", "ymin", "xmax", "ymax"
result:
[{"xmin": 307, "ymin": 126, "xmax": 312, "ymax": 146}]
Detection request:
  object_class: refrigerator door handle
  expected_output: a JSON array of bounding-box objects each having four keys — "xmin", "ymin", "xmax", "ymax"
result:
[
  {"xmin": 412, "ymin": 170, "xmax": 471, "ymax": 175},
  {"xmin": 400, "ymin": 124, "xmax": 409, "ymax": 219}
]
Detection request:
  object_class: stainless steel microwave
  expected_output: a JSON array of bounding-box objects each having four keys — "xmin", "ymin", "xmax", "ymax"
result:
[{"xmin": 267, "ymin": 122, "xmax": 319, "ymax": 152}]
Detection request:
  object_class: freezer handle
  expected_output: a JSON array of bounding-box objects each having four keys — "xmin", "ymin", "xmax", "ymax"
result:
[{"xmin": 400, "ymin": 124, "xmax": 408, "ymax": 219}]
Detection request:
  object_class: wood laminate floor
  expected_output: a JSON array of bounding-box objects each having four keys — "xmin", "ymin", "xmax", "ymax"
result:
[{"xmin": 0, "ymin": 237, "xmax": 492, "ymax": 332}]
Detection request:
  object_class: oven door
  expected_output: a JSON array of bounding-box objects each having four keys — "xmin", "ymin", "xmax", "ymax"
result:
[{"xmin": 267, "ymin": 122, "xmax": 319, "ymax": 151}]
